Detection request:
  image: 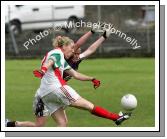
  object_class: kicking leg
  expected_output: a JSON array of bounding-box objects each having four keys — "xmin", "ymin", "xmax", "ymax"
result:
[{"xmin": 70, "ymin": 97, "xmax": 130, "ymax": 125}]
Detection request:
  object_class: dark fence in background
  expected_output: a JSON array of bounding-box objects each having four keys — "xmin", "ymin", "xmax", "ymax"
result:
[
  {"xmin": 5, "ymin": 30, "xmax": 155, "ymax": 59},
  {"xmin": 5, "ymin": 5, "xmax": 155, "ymax": 59}
]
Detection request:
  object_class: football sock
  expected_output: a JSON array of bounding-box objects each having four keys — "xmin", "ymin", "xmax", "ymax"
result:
[{"xmin": 91, "ymin": 106, "xmax": 119, "ymax": 121}]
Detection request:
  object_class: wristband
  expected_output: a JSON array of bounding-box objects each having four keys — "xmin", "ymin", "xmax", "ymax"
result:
[{"xmin": 41, "ymin": 66, "xmax": 48, "ymax": 73}]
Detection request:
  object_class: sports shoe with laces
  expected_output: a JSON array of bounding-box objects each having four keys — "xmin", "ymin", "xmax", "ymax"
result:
[{"xmin": 115, "ymin": 111, "xmax": 132, "ymax": 125}]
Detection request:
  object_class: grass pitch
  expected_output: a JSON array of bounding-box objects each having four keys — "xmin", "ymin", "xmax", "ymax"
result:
[{"xmin": 5, "ymin": 58, "xmax": 155, "ymax": 127}]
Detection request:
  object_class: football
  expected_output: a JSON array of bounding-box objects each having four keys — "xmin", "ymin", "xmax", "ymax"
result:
[{"xmin": 121, "ymin": 94, "xmax": 137, "ymax": 111}]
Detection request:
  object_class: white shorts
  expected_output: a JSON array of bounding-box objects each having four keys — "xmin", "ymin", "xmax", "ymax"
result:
[
  {"xmin": 33, "ymin": 85, "xmax": 81, "ymax": 116},
  {"xmin": 33, "ymin": 92, "xmax": 49, "ymax": 117}
]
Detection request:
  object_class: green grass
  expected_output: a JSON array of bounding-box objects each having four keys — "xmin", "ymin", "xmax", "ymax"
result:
[{"xmin": 5, "ymin": 58, "xmax": 155, "ymax": 127}]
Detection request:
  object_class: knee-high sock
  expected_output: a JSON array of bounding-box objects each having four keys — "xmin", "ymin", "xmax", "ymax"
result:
[{"xmin": 91, "ymin": 106, "xmax": 119, "ymax": 121}]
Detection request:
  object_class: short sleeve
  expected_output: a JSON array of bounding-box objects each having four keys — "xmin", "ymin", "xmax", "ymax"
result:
[{"xmin": 48, "ymin": 53, "xmax": 61, "ymax": 68}]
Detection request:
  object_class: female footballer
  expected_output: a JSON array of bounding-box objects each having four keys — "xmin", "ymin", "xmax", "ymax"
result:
[{"xmin": 6, "ymin": 34, "xmax": 131, "ymax": 127}]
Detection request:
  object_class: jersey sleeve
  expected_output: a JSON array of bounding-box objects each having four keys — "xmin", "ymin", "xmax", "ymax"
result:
[
  {"xmin": 64, "ymin": 60, "xmax": 71, "ymax": 71},
  {"xmin": 48, "ymin": 53, "xmax": 61, "ymax": 68}
]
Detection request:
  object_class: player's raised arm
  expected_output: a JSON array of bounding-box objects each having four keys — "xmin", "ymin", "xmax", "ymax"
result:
[
  {"xmin": 74, "ymin": 23, "xmax": 105, "ymax": 51},
  {"xmin": 65, "ymin": 68, "xmax": 100, "ymax": 89},
  {"xmin": 74, "ymin": 31, "xmax": 92, "ymax": 51},
  {"xmin": 79, "ymin": 29, "xmax": 113, "ymax": 59}
]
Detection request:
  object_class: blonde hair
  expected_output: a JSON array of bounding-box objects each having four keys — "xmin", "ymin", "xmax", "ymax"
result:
[{"xmin": 52, "ymin": 36, "xmax": 74, "ymax": 48}]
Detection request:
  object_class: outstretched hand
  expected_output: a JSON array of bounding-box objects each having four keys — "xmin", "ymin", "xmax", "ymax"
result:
[
  {"xmin": 92, "ymin": 78, "xmax": 101, "ymax": 89},
  {"xmin": 91, "ymin": 23, "xmax": 105, "ymax": 34}
]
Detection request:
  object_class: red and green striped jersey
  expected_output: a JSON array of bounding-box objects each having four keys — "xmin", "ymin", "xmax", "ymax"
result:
[{"xmin": 39, "ymin": 48, "xmax": 71, "ymax": 97}]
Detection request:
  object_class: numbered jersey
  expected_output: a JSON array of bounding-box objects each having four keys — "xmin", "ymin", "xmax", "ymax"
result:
[{"xmin": 39, "ymin": 48, "xmax": 71, "ymax": 97}]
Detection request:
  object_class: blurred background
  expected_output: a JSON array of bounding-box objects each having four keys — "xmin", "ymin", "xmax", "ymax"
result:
[{"xmin": 5, "ymin": 5, "xmax": 155, "ymax": 59}]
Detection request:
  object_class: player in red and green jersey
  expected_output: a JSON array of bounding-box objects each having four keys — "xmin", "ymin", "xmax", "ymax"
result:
[{"xmin": 6, "ymin": 34, "xmax": 131, "ymax": 127}]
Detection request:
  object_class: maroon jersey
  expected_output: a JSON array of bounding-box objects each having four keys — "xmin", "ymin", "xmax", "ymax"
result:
[{"xmin": 63, "ymin": 58, "xmax": 82, "ymax": 81}]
